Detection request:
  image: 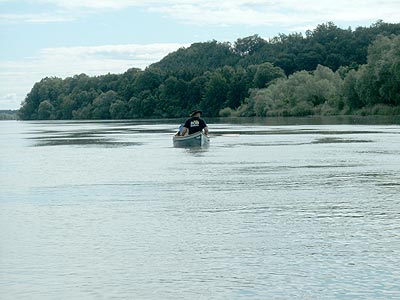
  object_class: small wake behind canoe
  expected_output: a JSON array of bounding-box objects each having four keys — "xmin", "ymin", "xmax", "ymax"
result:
[{"xmin": 173, "ymin": 131, "xmax": 210, "ymax": 148}]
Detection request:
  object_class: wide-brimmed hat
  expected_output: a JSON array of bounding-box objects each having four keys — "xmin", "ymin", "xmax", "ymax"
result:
[{"xmin": 190, "ymin": 109, "xmax": 202, "ymax": 117}]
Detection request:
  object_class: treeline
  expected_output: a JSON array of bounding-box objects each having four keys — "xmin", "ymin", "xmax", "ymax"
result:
[
  {"xmin": 0, "ymin": 110, "xmax": 18, "ymax": 120},
  {"xmin": 19, "ymin": 21, "xmax": 400, "ymax": 120},
  {"xmin": 234, "ymin": 34, "xmax": 400, "ymax": 117}
]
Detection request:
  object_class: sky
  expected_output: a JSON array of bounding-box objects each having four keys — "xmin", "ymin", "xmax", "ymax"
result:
[{"xmin": 1, "ymin": 0, "xmax": 399, "ymax": 110}]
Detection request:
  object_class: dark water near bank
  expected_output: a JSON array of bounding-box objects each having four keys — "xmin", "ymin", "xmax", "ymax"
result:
[{"xmin": 1, "ymin": 117, "xmax": 400, "ymax": 299}]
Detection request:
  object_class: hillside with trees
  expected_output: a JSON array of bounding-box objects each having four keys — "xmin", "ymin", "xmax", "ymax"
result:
[{"xmin": 18, "ymin": 21, "xmax": 400, "ymax": 120}]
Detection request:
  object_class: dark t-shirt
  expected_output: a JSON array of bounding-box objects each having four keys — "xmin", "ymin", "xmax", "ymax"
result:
[{"xmin": 184, "ymin": 117, "xmax": 207, "ymax": 135}]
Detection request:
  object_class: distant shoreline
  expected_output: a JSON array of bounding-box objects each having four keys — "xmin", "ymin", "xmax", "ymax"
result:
[
  {"xmin": 4, "ymin": 114, "xmax": 400, "ymax": 126},
  {"xmin": 0, "ymin": 110, "xmax": 18, "ymax": 120}
]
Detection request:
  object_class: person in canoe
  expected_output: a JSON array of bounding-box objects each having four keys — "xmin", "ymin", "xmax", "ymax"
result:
[{"xmin": 177, "ymin": 109, "xmax": 209, "ymax": 136}]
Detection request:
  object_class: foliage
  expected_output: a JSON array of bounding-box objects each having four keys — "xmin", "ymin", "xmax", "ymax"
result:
[
  {"xmin": 238, "ymin": 66, "xmax": 343, "ymax": 117},
  {"xmin": 252, "ymin": 62, "xmax": 286, "ymax": 88},
  {"xmin": 356, "ymin": 35, "xmax": 400, "ymax": 106},
  {"xmin": 18, "ymin": 21, "xmax": 400, "ymax": 120},
  {"xmin": 237, "ymin": 35, "xmax": 400, "ymax": 117}
]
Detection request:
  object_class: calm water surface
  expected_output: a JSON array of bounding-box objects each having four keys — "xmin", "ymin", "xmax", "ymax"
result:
[{"xmin": 1, "ymin": 117, "xmax": 400, "ymax": 299}]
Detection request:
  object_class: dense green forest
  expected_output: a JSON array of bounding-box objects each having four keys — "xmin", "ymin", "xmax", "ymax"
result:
[{"xmin": 18, "ymin": 21, "xmax": 400, "ymax": 120}]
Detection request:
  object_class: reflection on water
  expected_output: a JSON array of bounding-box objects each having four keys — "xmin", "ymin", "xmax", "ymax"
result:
[
  {"xmin": 1, "ymin": 117, "xmax": 400, "ymax": 300},
  {"xmin": 312, "ymin": 137, "xmax": 373, "ymax": 144},
  {"xmin": 24, "ymin": 118, "xmax": 394, "ymax": 148},
  {"xmin": 33, "ymin": 138, "xmax": 143, "ymax": 147},
  {"xmin": 26, "ymin": 122, "xmax": 171, "ymax": 147}
]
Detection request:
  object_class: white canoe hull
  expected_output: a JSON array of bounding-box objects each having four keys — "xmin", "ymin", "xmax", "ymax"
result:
[{"xmin": 173, "ymin": 131, "xmax": 210, "ymax": 148}]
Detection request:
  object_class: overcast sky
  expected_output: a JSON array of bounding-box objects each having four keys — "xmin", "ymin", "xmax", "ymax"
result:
[{"xmin": 1, "ymin": 0, "xmax": 399, "ymax": 110}]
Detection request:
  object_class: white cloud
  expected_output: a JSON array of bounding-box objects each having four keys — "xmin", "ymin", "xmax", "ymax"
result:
[
  {"xmin": 0, "ymin": 93, "xmax": 19, "ymax": 110},
  {"xmin": 150, "ymin": 0, "xmax": 400, "ymax": 27},
  {"xmin": 0, "ymin": 12, "xmax": 75, "ymax": 24},
  {"xmin": 28, "ymin": 0, "xmax": 150, "ymax": 10},
  {"xmin": 37, "ymin": 43, "xmax": 188, "ymax": 73},
  {"xmin": 0, "ymin": 43, "xmax": 188, "ymax": 110},
  {"xmin": 2, "ymin": 0, "xmax": 399, "ymax": 26}
]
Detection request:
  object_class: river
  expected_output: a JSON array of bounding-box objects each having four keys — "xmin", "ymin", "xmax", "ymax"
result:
[{"xmin": 1, "ymin": 117, "xmax": 399, "ymax": 299}]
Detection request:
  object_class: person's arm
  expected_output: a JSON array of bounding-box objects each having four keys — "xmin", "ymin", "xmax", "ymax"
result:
[
  {"xmin": 181, "ymin": 127, "xmax": 188, "ymax": 136},
  {"xmin": 203, "ymin": 126, "xmax": 209, "ymax": 135}
]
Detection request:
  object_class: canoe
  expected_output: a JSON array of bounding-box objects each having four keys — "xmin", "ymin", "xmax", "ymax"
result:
[{"xmin": 173, "ymin": 131, "xmax": 210, "ymax": 148}]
